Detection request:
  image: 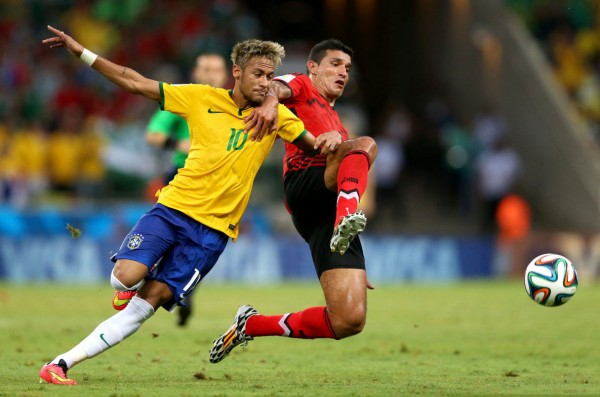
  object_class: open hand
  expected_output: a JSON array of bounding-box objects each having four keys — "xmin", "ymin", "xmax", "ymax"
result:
[
  {"xmin": 314, "ymin": 130, "xmax": 342, "ymax": 154},
  {"xmin": 244, "ymin": 99, "xmax": 279, "ymax": 142},
  {"xmin": 42, "ymin": 25, "xmax": 84, "ymax": 57}
]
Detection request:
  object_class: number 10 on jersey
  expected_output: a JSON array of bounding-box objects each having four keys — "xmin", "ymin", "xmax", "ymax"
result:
[{"xmin": 227, "ymin": 128, "xmax": 248, "ymax": 151}]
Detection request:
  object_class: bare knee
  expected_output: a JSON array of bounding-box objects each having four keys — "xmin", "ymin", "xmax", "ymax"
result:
[
  {"xmin": 112, "ymin": 259, "xmax": 148, "ymax": 289},
  {"xmin": 341, "ymin": 136, "xmax": 378, "ymax": 163},
  {"xmin": 357, "ymin": 136, "xmax": 378, "ymax": 163},
  {"xmin": 329, "ymin": 307, "xmax": 366, "ymax": 339}
]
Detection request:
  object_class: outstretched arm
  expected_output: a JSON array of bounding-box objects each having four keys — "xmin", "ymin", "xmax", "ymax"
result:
[
  {"xmin": 42, "ymin": 25, "xmax": 160, "ymax": 101},
  {"xmin": 244, "ymin": 80, "xmax": 293, "ymax": 141}
]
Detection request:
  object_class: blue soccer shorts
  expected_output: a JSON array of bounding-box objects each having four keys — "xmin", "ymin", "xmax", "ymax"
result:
[{"xmin": 112, "ymin": 203, "xmax": 228, "ymax": 311}]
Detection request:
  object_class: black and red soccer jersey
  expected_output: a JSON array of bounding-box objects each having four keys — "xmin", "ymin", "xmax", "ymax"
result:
[{"xmin": 274, "ymin": 73, "xmax": 349, "ymax": 175}]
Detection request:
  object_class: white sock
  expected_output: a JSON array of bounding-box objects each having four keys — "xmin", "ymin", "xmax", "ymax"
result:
[
  {"xmin": 52, "ymin": 296, "xmax": 154, "ymax": 369},
  {"xmin": 111, "ymin": 272, "xmax": 145, "ymax": 292}
]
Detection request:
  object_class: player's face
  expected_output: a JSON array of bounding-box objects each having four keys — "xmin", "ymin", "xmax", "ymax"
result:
[
  {"xmin": 310, "ymin": 50, "xmax": 352, "ymax": 102},
  {"xmin": 234, "ymin": 57, "xmax": 275, "ymax": 107},
  {"xmin": 192, "ymin": 55, "xmax": 228, "ymax": 87}
]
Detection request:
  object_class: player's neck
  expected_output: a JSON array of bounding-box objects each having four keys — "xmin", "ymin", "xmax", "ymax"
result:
[{"xmin": 229, "ymin": 88, "xmax": 252, "ymax": 111}]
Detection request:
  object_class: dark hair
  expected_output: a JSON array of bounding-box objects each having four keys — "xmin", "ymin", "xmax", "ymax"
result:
[{"xmin": 308, "ymin": 39, "xmax": 353, "ymax": 65}]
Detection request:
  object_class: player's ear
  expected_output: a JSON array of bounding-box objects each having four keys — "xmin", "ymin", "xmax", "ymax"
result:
[
  {"xmin": 232, "ymin": 64, "xmax": 241, "ymax": 81},
  {"xmin": 307, "ymin": 60, "xmax": 318, "ymax": 76}
]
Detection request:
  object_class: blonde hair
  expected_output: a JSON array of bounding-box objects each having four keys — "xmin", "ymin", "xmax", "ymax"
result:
[{"xmin": 230, "ymin": 39, "xmax": 285, "ymax": 69}]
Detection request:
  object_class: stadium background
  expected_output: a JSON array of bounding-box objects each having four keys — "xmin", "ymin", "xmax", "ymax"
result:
[{"xmin": 1, "ymin": 0, "xmax": 600, "ymax": 284}]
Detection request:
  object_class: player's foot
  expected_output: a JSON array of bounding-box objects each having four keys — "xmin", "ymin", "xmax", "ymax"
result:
[
  {"xmin": 209, "ymin": 305, "xmax": 257, "ymax": 363},
  {"xmin": 330, "ymin": 210, "xmax": 367, "ymax": 255},
  {"xmin": 39, "ymin": 360, "xmax": 77, "ymax": 385},
  {"xmin": 112, "ymin": 290, "xmax": 137, "ymax": 311},
  {"xmin": 177, "ymin": 305, "xmax": 192, "ymax": 327}
]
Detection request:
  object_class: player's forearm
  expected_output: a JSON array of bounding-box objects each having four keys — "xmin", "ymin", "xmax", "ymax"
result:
[
  {"xmin": 300, "ymin": 130, "xmax": 342, "ymax": 155},
  {"xmin": 261, "ymin": 87, "xmax": 280, "ymax": 110},
  {"xmin": 295, "ymin": 132, "xmax": 317, "ymax": 153},
  {"xmin": 42, "ymin": 26, "xmax": 161, "ymax": 101},
  {"xmin": 91, "ymin": 57, "xmax": 160, "ymax": 101},
  {"xmin": 272, "ymin": 80, "xmax": 292, "ymax": 101}
]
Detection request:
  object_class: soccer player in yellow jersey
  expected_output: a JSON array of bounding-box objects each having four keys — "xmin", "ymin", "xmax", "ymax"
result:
[
  {"xmin": 39, "ymin": 25, "xmax": 342, "ymax": 386},
  {"xmin": 145, "ymin": 53, "xmax": 228, "ymax": 186},
  {"xmin": 142, "ymin": 53, "xmax": 228, "ymax": 327}
]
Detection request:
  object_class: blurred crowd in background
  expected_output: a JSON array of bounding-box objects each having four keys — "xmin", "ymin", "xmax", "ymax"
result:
[
  {"xmin": 0, "ymin": 1, "xmax": 258, "ymax": 206},
  {"xmin": 3, "ymin": 0, "xmax": 590, "ymax": 236},
  {"xmin": 508, "ymin": 0, "xmax": 600, "ymax": 140}
]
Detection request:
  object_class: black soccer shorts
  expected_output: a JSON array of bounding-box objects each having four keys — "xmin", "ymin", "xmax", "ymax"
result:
[{"xmin": 284, "ymin": 166, "xmax": 365, "ymax": 278}]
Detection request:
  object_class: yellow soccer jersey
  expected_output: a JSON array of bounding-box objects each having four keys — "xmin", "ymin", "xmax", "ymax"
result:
[{"xmin": 157, "ymin": 82, "xmax": 307, "ymax": 239}]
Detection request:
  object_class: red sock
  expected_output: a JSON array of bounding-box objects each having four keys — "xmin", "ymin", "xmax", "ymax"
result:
[
  {"xmin": 335, "ymin": 150, "xmax": 371, "ymax": 228},
  {"xmin": 245, "ymin": 306, "xmax": 337, "ymax": 339}
]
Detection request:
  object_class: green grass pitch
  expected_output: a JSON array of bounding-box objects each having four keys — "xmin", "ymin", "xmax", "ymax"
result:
[{"xmin": 1, "ymin": 280, "xmax": 598, "ymax": 396}]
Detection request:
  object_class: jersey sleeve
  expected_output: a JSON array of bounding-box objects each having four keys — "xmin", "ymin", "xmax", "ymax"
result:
[
  {"xmin": 276, "ymin": 104, "xmax": 307, "ymax": 143},
  {"xmin": 274, "ymin": 73, "xmax": 309, "ymax": 101},
  {"xmin": 159, "ymin": 82, "xmax": 209, "ymax": 119},
  {"xmin": 146, "ymin": 109, "xmax": 178, "ymax": 136}
]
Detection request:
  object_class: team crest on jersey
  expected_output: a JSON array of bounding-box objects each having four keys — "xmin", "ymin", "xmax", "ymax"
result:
[{"xmin": 127, "ymin": 234, "xmax": 144, "ymax": 250}]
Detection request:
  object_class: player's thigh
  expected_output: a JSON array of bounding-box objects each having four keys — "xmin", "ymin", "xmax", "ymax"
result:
[
  {"xmin": 284, "ymin": 167, "xmax": 336, "ymax": 223},
  {"xmin": 151, "ymin": 222, "xmax": 227, "ymax": 310},
  {"xmin": 320, "ymin": 268, "xmax": 367, "ymax": 321},
  {"xmin": 111, "ymin": 205, "xmax": 178, "ymax": 285}
]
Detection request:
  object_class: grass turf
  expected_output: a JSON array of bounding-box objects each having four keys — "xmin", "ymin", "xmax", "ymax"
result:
[{"xmin": 0, "ymin": 280, "xmax": 598, "ymax": 396}]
